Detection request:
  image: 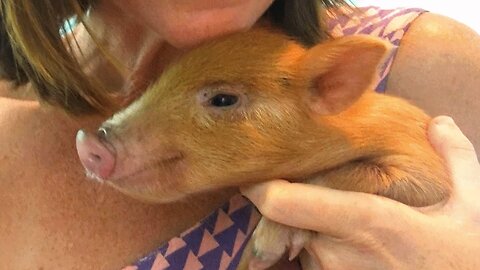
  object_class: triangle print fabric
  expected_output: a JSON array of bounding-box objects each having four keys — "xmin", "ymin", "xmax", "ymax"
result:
[{"xmin": 123, "ymin": 194, "xmax": 261, "ymax": 270}]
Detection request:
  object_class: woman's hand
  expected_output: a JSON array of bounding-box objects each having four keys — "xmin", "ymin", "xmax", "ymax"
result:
[{"xmin": 241, "ymin": 116, "xmax": 480, "ymax": 269}]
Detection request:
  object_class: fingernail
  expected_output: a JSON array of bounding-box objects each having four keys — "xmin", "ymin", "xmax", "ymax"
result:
[
  {"xmin": 433, "ymin": 116, "xmax": 455, "ymax": 126},
  {"xmin": 240, "ymin": 185, "xmax": 257, "ymax": 199}
]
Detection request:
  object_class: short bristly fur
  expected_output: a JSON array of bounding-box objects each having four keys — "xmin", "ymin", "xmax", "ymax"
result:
[{"xmin": 83, "ymin": 28, "xmax": 451, "ymax": 269}]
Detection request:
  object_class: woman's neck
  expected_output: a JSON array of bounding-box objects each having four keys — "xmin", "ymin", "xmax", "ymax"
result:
[{"xmin": 76, "ymin": 3, "xmax": 186, "ymax": 104}]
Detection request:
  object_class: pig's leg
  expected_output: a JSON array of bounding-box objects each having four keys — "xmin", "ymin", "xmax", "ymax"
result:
[
  {"xmin": 309, "ymin": 155, "xmax": 450, "ymax": 207},
  {"xmin": 238, "ymin": 217, "xmax": 313, "ymax": 270}
]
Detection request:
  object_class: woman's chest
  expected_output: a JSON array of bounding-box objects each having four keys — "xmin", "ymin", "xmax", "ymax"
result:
[{"xmin": 0, "ymin": 100, "xmax": 235, "ymax": 269}]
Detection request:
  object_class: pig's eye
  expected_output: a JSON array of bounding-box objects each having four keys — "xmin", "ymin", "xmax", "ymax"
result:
[{"xmin": 209, "ymin": 94, "xmax": 238, "ymax": 107}]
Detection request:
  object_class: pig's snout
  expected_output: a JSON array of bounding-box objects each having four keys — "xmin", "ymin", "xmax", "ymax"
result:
[{"xmin": 76, "ymin": 129, "xmax": 116, "ymax": 181}]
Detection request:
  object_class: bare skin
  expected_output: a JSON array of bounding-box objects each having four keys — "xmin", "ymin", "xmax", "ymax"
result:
[
  {"xmin": 387, "ymin": 13, "xmax": 480, "ymax": 152},
  {"xmin": 0, "ymin": 2, "xmax": 479, "ymax": 270}
]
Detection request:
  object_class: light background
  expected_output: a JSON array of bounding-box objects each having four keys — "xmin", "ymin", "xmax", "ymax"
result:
[{"xmin": 351, "ymin": 0, "xmax": 479, "ymax": 33}]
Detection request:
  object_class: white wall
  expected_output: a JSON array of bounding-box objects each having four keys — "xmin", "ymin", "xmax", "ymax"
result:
[{"xmin": 351, "ymin": 0, "xmax": 479, "ymax": 33}]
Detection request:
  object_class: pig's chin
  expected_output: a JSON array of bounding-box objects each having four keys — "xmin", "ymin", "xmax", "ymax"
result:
[{"xmin": 104, "ymin": 155, "xmax": 189, "ymax": 203}]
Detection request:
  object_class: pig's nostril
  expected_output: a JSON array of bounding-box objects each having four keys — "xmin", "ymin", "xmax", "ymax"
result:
[
  {"xmin": 97, "ymin": 127, "xmax": 109, "ymax": 140},
  {"xmin": 90, "ymin": 153, "xmax": 102, "ymax": 162}
]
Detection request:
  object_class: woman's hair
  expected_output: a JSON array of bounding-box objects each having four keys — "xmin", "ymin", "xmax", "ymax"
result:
[{"xmin": 0, "ymin": 0, "xmax": 350, "ymax": 114}]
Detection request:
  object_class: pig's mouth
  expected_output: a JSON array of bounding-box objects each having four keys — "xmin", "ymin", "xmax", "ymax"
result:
[{"xmin": 106, "ymin": 152, "xmax": 185, "ymax": 187}]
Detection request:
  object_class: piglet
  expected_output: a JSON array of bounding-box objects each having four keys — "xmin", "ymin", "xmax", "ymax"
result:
[{"xmin": 76, "ymin": 28, "xmax": 450, "ymax": 269}]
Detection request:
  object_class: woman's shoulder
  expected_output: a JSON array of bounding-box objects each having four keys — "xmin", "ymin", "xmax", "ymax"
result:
[
  {"xmin": 387, "ymin": 12, "xmax": 480, "ymax": 102},
  {"xmin": 387, "ymin": 12, "xmax": 480, "ymax": 150},
  {"xmin": 388, "ymin": 12, "xmax": 480, "ymax": 92},
  {"xmin": 0, "ymin": 96, "xmax": 71, "ymax": 179},
  {"xmin": 0, "ymin": 92, "xmax": 102, "ymax": 179}
]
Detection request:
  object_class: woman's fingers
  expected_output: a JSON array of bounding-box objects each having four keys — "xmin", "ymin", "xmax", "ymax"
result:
[
  {"xmin": 428, "ymin": 116, "xmax": 478, "ymax": 174},
  {"xmin": 428, "ymin": 116, "xmax": 480, "ymax": 197},
  {"xmin": 240, "ymin": 180, "xmax": 412, "ymax": 238}
]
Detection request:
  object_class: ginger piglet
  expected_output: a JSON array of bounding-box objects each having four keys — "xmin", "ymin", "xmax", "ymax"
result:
[{"xmin": 75, "ymin": 28, "xmax": 451, "ymax": 269}]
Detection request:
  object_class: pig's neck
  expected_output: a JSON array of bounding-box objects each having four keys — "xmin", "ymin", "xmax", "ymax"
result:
[{"xmin": 284, "ymin": 93, "xmax": 429, "ymax": 179}]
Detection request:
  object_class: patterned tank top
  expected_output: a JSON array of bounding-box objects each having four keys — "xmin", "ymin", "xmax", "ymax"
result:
[{"xmin": 122, "ymin": 6, "xmax": 426, "ymax": 270}]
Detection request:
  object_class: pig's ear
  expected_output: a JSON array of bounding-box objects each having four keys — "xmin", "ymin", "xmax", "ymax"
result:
[{"xmin": 299, "ymin": 35, "xmax": 392, "ymax": 115}]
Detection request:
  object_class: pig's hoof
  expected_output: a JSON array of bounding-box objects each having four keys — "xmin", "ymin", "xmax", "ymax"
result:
[
  {"xmin": 248, "ymin": 240, "xmax": 285, "ymax": 269},
  {"xmin": 249, "ymin": 218, "xmax": 313, "ymax": 269},
  {"xmin": 248, "ymin": 250, "xmax": 281, "ymax": 270},
  {"xmin": 288, "ymin": 229, "xmax": 312, "ymax": 260}
]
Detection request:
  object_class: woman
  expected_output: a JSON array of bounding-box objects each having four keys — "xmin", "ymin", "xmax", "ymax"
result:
[{"xmin": 0, "ymin": 0, "xmax": 479, "ymax": 269}]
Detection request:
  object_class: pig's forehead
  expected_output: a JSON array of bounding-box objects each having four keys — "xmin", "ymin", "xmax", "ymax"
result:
[{"xmin": 162, "ymin": 29, "xmax": 305, "ymax": 87}]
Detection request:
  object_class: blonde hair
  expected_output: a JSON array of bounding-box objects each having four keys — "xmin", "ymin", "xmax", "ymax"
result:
[{"xmin": 0, "ymin": 0, "xmax": 350, "ymax": 114}]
